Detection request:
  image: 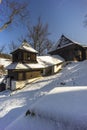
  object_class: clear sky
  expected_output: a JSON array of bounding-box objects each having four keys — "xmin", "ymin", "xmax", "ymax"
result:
[{"xmin": 0, "ymin": 0, "xmax": 87, "ymax": 53}]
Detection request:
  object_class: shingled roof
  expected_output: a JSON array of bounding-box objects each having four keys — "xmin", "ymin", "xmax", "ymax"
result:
[
  {"xmin": 11, "ymin": 40, "xmax": 38, "ymax": 54},
  {"xmin": 6, "ymin": 55, "xmax": 64, "ymax": 70},
  {"xmin": 49, "ymin": 35, "xmax": 84, "ymax": 53}
]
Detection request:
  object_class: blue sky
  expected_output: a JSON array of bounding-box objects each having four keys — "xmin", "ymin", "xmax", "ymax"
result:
[{"xmin": 0, "ymin": 0, "xmax": 87, "ymax": 53}]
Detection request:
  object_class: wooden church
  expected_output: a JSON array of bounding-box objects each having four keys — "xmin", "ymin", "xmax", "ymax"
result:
[
  {"xmin": 6, "ymin": 40, "xmax": 43, "ymax": 90},
  {"xmin": 6, "ymin": 40, "xmax": 64, "ymax": 90},
  {"xmin": 49, "ymin": 35, "xmax": 87, "ymax": 61}
]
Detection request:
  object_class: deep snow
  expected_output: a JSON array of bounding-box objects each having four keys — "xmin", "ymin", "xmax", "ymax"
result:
[
  {"xmin": 6, "ymin": 87, "xmax": 87, "ymax": 130},
  {"xmin": 0, "ymin": 58, "xmax": 11, "ymax": 67},
  {"xmin": 0, "ymin": 60, "xmax": 87, "ymax": 129}
]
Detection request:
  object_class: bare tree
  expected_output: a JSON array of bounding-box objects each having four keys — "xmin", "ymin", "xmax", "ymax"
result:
[
  {"xmin": 27, "ymin": 17, "xmax": 51, "ymax": 55},
  {"xmin": 8, "ymin": 41, "xmax": 20, "ymax": 52},
  {"xmin": 18, "ymin": 35, "xmax": 29, "ymax": 44},
  {"xmin": 40, "ymin": 39, "xmax": 54, "ymax": 55},
  {"xmin": 0, "ymin": 0, "xmax": 2, "ymax": 4},
  {"xmin": 45, "ymin": 39, "xmax": 54, "ymax": 51},
  {"xmin": 83, "ymin": 14, "xmax": 87, "ymax": 27},
  {"xmin": 0, "ymin": 0, "xmax": 29, "ymax": 32},
  {"xmin": 0, "ymin": 45, "xmax": 5, "ymax": 53}
]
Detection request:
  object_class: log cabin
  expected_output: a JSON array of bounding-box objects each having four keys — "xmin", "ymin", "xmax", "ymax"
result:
[
  {"xmin": 6, "ymin": 40, "xmax": 64, "ymax": 90},
  {"xmin": 49, "ymin": 35, "xmax": 87, "ymax": 61}
]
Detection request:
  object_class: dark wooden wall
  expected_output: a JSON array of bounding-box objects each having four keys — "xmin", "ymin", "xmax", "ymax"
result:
[
  {"xmin": 49, "ymin": 44, "xmax": 86, "ymax": 61},
  {"xmin": 12, "ymin": 49, "xmax": 37, "ymax": 63}
]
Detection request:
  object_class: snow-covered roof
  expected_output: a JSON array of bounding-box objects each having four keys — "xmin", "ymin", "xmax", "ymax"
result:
[
  {"xmin": 83, "ymin": 45, "xmax": 87, "ymax": 48},
  {"xmin": 6, "ymin": 55, "xmax": 64, "ymax": 70},
  {"xmin": 11, "ymin": 40, "xmax": 38, "ymax": 54},
  {"xmin": 37, "ymin": 55, "xmax": 64, "ymax": 67},
  {"xmin": 6, "ymin": 62, "xmax": 44, "ymax": 70},
  {"xmin": 50, "ymin": 42, "xmax": 74, "ymax": 51},
  {"xmin": 49, "ymin": 35, "xmax": 84, "ymax": 52}
]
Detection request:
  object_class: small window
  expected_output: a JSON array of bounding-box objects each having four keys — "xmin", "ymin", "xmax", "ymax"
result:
[
  {"xmin": 13, "ymin": 54, "xmax": 18, "ymax": 62},
  {"xmin": 18, "ymin": 73, "xmax": 23, "ymax": 80},
  {"xmin": 24, "ymin": 52, "xmax": 27, "ymax": 60},
  {"xmin": 27, "ymin": 53, "xmax": 31, "ymax": 60},
  {"xmin": 18, "ymin": 52, "xmax": 22, "ymax": 61}
]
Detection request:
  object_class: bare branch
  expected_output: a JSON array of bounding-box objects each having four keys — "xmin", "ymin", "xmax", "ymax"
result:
[
  {"xmin": 0, "ymin": 0, "xmax": 2, "ymax": 4},
  {"xmin": 0, "ymin": 45, "xmax": 5, "ymax": 53},
  {"xmin": 27, "ymin": 16, "xmax": 51, "ymax": 55},
  {"xmin": 8, "ymin": 41, "xmax": 19, "ymax": 52},
  {"xmin": 0, "ymin": 1, "xmax": 29, "ymax": 31}
]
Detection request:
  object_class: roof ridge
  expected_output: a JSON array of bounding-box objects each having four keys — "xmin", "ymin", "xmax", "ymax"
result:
[
  {"xmin": 11, "ymin": 40, "xmax": 38, "ymax": 54},
  {"xmin": 57, "ymin": 34, "xmax": 72, "ymax": 48},
  {"xmin": 21, "ymin": 40, "xmax": 31, "ymax": 47}
]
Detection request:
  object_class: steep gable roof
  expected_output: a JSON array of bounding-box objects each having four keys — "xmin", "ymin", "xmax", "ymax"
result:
[
  {"xmin": 49, "ymin": 35, "xmax": 83, "ymax": 52},
  {"xmin": 11, "ymin": 40, "xmax": 38, "ymax": 54},
  {"xmin": 57, "ymin": 35, "xmax": 73, "ymax": 47}
]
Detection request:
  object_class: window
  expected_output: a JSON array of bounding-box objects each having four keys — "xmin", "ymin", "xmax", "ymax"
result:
[
  {"xmin": 18, "ymin": 73, "xmax": 23, "ymax": 80},
  {"xmin": 24, "ymin": 52, "xmax": 27, "ymax": 61},
  {"xmin": 74, "ymin": 48, "xmax": 82, "ymax": 60},
  {"xmin": 27, "ymin": 53, "xmax": 31, "ymax": 60},
  {"xmin": 18, "ymin": 52, "xmax": 22, "ymax": 61}
]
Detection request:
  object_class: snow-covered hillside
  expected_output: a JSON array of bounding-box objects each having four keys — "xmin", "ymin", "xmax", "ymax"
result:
[
  {"xmin": 0, "ymin": 58, "xmax": 11, "ymax": 80},
  {"xmin": 0, "ymin": 60, "xmax": 87, "ymax": 130},
  {"xmin": 7, "ymin": 87, "xmax": 87, "ymax": 130},
  {"xmin": 0, "ymin": 58, "xmax": 11, "ymax": 67}
]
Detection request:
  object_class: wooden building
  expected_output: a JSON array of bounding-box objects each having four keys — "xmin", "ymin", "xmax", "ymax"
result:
[
  {"xmin": 6, "ymin": 40, "xmax": 64, "ymax": 90},
  {"xmin": 37, "ymin": 55, "xmax": 64, "ymax": 76},
  {"xmin": 49, "ymin": 35, "xmax": 87, "ymax": 61}
]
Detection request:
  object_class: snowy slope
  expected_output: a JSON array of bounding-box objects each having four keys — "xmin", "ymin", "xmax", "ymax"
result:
[
  {"xmin": 0, "ymin": 58, "xmax": 11, "ymax": 77},
  {"xmin": 6, "ymin": 87, "xmax": 87, "ymax": 130},
  {"xmin": 0, "ymin": 58, "xmax": 11, "ymax": 67},
  {"xmin": 29, "ymin": 87, "xmax": 87, "ymax": 130},
  {"xmin": 0, "ymin": 60, "xmax": 86, "ymax": 130}
]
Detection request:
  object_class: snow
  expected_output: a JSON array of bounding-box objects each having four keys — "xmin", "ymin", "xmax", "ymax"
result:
[
  {"xmin": 6, "ymin": 55, "xmax": 64, "ymax": 70},
  {"xmin": 0, "ymin": 58, "xmax": 11, "ymax": 76},
  {"xmin": 22, "ymin": 45, "xmax": 38, "ymax": 53},
  {"xmin": 29, "ymin": 87, "xmax": 87, "ymax": 130},
  {"xmin": 0, "ymin": 58, "xmax": 11, "ymax": 67},
  {"xmin": 6, "ymin": 87, "xmax": 87, "ymax": 130},
  {"xmin": 11, "ymin": 41, "xmax": 38, "ymax": 54},
  {"xmin": 6, "ymin": 62, "xmax": 44, "ymax": 70},
  {"xmin": 0, "ymin": 60, "xmax": 87, "ymax": 130},
  {"xmin": 49, "ymin": 35, "xmax": 83, "ymax": 52},
  {"xmin": 49, "ymin": 35, "xmax": 73, "ymax": 52},
  {"xmin": 37, "ymin": 55, "xmax": 64, "ymax": 67},
  {"xmin": 50, "ymin": 42, "xmax": 74, "ymax": 52},
  {"xmin": 0, "ymin": 76, "xmax": 4, "ymax": 83}
]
